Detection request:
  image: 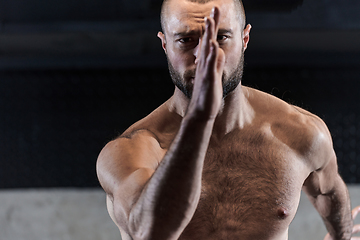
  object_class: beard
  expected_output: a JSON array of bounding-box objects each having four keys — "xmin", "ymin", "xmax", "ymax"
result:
[{"xmin": 167, "ymin": 49, "xmax": 245, "ymax": 99}]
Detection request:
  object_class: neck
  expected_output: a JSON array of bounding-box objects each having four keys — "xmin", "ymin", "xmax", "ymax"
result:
[
  {"xmin": 212, "ymin": 85, "xmax": 254, "ymax": 139},
  {"xmin": 168, "ymin": 84, "xmax": 255, "ymax": 138}
]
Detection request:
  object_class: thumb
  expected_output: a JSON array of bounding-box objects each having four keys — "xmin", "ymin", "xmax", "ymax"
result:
[{"xmin": 216, "ymin": 48, "xmax": 225, "ymax": 74}]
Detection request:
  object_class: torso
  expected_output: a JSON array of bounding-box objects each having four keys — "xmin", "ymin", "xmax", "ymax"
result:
[
  {"xmin": 179, "ymin": 124, "xmax": 307, "ymax": 240},
  {"xmin": 120, "ymin": 87, "xmax": 319, "ymax": 240}
]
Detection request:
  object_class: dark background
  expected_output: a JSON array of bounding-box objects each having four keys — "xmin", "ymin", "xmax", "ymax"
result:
[{"xmin": 0, "ymin": 0, "xmax": 360, "ymax": 188}]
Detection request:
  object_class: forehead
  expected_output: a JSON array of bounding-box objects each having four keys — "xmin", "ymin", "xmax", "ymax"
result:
[{"xmin": 165, "ymin": 0, "xmax": 239, "ymax": 35}]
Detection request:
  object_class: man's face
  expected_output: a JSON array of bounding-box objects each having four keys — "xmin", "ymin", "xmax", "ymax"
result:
[{"xmin": 159, "ymin": 0, "xmax": 246, "ymax": 99}]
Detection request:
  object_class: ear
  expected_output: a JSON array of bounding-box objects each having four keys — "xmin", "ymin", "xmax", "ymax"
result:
[
  {"xmin": 157, "ymin": 31, "xmax": 167, "ymax": 54},
  {"xmin": 243, "ymin": 24, "xmax": 251, "ymax": 51}
]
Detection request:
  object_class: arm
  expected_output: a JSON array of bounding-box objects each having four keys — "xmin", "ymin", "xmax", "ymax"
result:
[
  {"xmin": 97, "ymin": 7, "xmax": 224, "ymax": 240},
  {"xmin": 98, "ymin": 117, "xmax": 215, "ymax": 240},
  {"xmin": 302, "ymin": 120, "xmax": 353, "ymax": 240},
  {"xmin": 324, "ymin": 206, "xmax": 360, "ymax": 240}
]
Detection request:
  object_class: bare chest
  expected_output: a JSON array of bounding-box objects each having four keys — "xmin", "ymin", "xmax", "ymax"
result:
[{"xmin": 180, "ymin": 131, "xmax": 307, "ymax": 239}]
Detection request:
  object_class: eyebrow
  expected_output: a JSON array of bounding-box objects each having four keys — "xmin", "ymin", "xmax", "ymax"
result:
[
  {"xmin": 173, "ymin": 29, "xmax": 202, "ymax": 38},
  {"xmin": 173, "ymin": 28, "xmax": 233, "ymax": 38},
  {"xmin": 218, "ymin": 29, "xmax": 233, "ymax": 35}
]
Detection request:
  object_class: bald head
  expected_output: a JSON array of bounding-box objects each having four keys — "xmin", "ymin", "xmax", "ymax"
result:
[{"xmin": 160, "ymin": 0, "xmax": 246, "ymax": 36}]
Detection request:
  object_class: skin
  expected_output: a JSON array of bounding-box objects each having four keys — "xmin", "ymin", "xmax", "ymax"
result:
[{"xmin": 96, "ymin": 0, "xmax": 359, "ymax": 239}]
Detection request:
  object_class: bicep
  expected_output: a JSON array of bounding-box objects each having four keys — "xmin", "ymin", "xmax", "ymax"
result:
[
  {"xmin": 301, "ymin": 115, "xmax": 340, "ymax": 197},
  {"xmin": 97, "ymin": 132, "xmax": 164, "ymax": 191},
  {"xmin": 107, "ymin": 194, "xmax": 138, "ymax": 240},
  {"xmin": 303, "ymin": 149, "xmax": 339, "ymax": 197},
  {"xmin": 105, "ymin": 169, "xmax": 153, "ymax": 235},
  {"xmin": 96, "ymin": 134, "xmax": 164, "ymax": 228}
]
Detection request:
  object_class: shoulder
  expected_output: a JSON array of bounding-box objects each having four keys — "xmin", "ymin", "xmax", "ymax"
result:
[
  {"xmin": 97, "ymin": 129, "xmax": 164, "ymax": 191},
  {"xmin": 245, "ymin": 87, "xmax": 335, "ymax": 170},
  {"xmin": 121, "ymin": 100, "xmax": 182, "ymax": 148},
  {"xmin": 97, "ymin": 101, "xmax": 175, "ymax": 195},
  {"xmin": 101, "ymin": 100, "xmax": 171, "ymax": 168},
  {"xmin": 97, "ymin": 100, "xmax": 179, "ymax": 193},
  {"xmin": 291, "ymin": 106, "xmax": 335, "ymax": 169}
]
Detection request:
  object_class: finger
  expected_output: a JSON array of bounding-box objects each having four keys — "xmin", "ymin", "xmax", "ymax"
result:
[
  {"xmin": 206, "ymin": 40, "xmax": 218, "ymax": 73},
  {"xmin": 323, "ymin": 233, "xmax": 332, "ymax": 240},
  {"xmin": 209, "ymin": 7, "xmax": 224, "ymax": 74},
  {"xmin": 199, "ymin": 16, "xmax": 214, "ymax": 67},
  {"xmin": 352, "ymin": 206, "xmax": 360, "ymax": 220},
  {"xmin": 196, "ymin": 7, "xmax": 219, "ymax": 66},
  {"xmin": 216, "ymin": 48, "xmax": 225, "ymax": 76},
  {"xmin": 210, "ymin": 7, "xmax": 220, "ymax": 40},
  {"xmin": 353, "ymin": 224, "xmax": 360, "ymax": 234}
]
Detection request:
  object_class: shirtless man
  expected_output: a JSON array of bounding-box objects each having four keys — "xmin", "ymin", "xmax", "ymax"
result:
[{"xmin": 96, "ymin": 0, "xmax": 357, "ymax": 239}]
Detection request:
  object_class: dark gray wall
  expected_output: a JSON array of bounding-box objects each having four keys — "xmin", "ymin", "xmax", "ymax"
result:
[
  {"xmin": 1, "ymin": 0, "xmax": 360, "ymax": 69},
  {"xmin": 0, "ymin": 0, "xmax": 360, "ymax": 188}
]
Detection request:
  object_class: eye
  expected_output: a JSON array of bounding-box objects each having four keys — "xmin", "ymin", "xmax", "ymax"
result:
[
  {"xmin": 178, "ymin": 37, "xmax": 194, "ymax": 44},
  {"xmin": 176, "ymin": 37, "xmax": 199, "ymax": 49},
  {"xmin": 217, "ymin": 35, "xmax": 229, "ymax": 42}
]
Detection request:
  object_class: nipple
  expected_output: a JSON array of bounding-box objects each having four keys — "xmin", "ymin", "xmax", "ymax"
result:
[{"xmin": 277, "ymin": 208, "xmax": 289, "ymax": 219}]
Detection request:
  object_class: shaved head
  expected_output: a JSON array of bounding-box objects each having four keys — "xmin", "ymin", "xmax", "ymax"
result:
[
  {"xmin": 160, "ymin": 0, "xmax": 246, "ymax": 36},
  {"xmin": 158, "ymin": 0, "xmax": 250, "ymax": 99}
]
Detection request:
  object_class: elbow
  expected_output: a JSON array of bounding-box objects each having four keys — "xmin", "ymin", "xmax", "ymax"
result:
[
  {"xmin": 109, "ymin": 197, "xmax": 152, "ymax": 240},
  {"xmin": 128, "ymin": 209, "xmax": 155, "ymax": 240},
  {"xmin": 128, "ymin": 210, "xmax": 186, "ymax": 240}
]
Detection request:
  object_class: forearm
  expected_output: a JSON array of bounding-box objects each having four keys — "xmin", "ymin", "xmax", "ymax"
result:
[
  {"xmin": 315, "ymin": 176, "xmax": 353, "ymax": 240},
  {"xmin": 128, "ymin": 115, "xmax": 215, "ymax": 239}
]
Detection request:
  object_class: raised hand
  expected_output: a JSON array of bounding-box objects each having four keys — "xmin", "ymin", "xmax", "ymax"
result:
[
  {"xmin": 187, "ymin": 6, "xmax": 225, "ymax": 120},
  {"xmin": 323, "ymin": 205, "xmax": 360, "ymax": 240},
  {"xmin": 351, "ymin": 206, "xmax": 360, "ymax": 239}
]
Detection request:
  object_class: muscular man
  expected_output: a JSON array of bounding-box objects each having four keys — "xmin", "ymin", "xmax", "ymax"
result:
[{"xmin": 96, "ymin": 0, "xmax": 358, "ymax": 239}]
